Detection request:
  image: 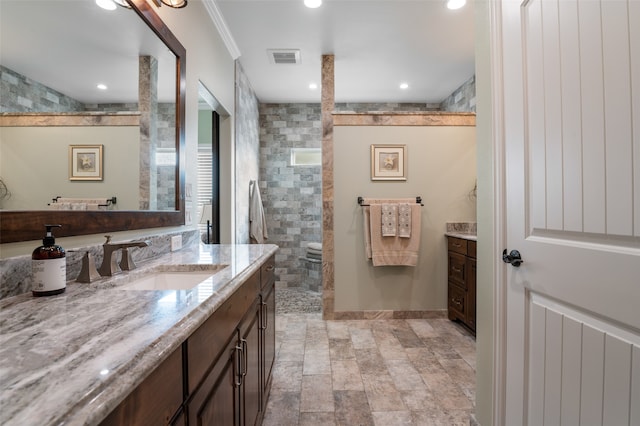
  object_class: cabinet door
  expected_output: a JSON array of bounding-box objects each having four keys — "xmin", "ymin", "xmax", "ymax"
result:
[
  {"xmin": 100, "ymin": 347, "xmax": 182, "ymax": 426},
  {"xmin": 261, "ymin": 282, "xmax": 276, "ymax": 409},
  {"xmin": 188, "ymin": 332, "xmax": 241, "ymax": 426},
  {"xmin": 466, "ymin": 258, "xmax": 477, "ymax": 332},
  {"xmin": 239, "ymin": 300, "xmax": 261, "ymax": 426}
]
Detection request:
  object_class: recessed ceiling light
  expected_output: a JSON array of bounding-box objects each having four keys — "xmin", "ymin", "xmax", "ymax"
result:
[
  {"xmin": 95, "ymin": 0, "xmax": 116, "ymax": 11},
  {"xmin": 447, "ymin": 0, "xmax": 466, "ymax": 10},
  {"xmin": 304, "ymin": 0, "xmax": 322, "ymax": 9},
  {"xmin": 400, "ymin": 83, "xmax": 409, "ymax": 90},
  {"xmin": 309, "ymin": 83, "xmax": 318, "ymax": 90},
  {"xmin": 97, "ymin": 83, "xmax": 108, "ymax": 90}
]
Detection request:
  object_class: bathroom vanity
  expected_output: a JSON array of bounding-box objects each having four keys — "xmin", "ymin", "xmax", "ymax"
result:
[
  {"xmin": 0, "ymin": 243, "xmax": 277, "ymax": 426},
  {"xmin": 446, "ymin": 234, "xmax": 477, "ymax": 335}
]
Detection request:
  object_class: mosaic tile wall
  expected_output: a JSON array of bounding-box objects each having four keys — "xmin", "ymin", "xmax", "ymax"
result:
[{"xmin": 440, "ymin": 75, "xmax": 476, "ymax": 112}]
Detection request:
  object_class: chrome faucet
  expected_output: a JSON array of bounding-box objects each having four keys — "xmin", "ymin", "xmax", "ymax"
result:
[{"xmin": 97, "ymin": 236, "xmax": 149, "ymax": 276}]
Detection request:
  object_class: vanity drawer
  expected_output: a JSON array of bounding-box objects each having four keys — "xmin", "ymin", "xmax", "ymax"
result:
[
  {"xmin": 447, "ymin": 252, "xmax": 468, "ymax": 289},
  {"xmin": 448, "ymin": 283, "xmax": 467, "ymax": 320},
  {"xmin": 447, "ymin": 237, "xmax": 468, "ymax": 255},
  {"xmin": 260, "ymin": 254, "xmax": 276, "ymax": 290}
]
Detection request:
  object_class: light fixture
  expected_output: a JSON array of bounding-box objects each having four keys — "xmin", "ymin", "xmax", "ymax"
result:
[
  {"xmin": 97, "ymin": 83, "xmax": 108, "ymax": 90},
  {"xmin": 400, "ymin": 82, "xmax": 409, "ymax": 90},
  {"xmin": 447, "ymin": 0, "xmax": 466, "ymax": 10},
  {"xmin": 153, "ymin": 0, "xmax": 188, "ymax": 8},
  {"xmin": 304, "ymin": 0, "xmax": 322, "ymax": 9},
  {"xmin": 112, "ymin": 0, "xmax": 132, "ymax": 8},
  {"xmin": 309, "ymin": 83, "xmax": 318, "ymax": 90},
  {"xmin": 199, "ymin": 204, "xmax": 213, "ymax": 244},
  {"xmin": 95, "ymin": 0, "xmax": 116, "ymax": 11}
]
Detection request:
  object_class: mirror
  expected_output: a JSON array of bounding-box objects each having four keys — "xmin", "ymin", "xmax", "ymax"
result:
[{"xmin": 0, "ymin": 0, "xmax": 186, "ymax": 243}]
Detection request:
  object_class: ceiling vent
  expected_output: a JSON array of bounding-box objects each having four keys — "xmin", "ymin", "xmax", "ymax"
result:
[{"xmin": 268, "ymin": 49, "xmax": 301, "ymax": 65}]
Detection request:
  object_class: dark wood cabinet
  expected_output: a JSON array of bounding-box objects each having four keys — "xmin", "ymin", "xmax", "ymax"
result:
[
  {"xmin": 101, "ymin": 255, "xmax": 277, "ymax": 426},
  {"xmin": 100, "ymin": 347, "xmax": 183, "ymax": 426},
  {"xmin": 447, "ymin": 236, "xmax": 477, "ymax": 334},
  {"xmin": 259, "ymin": 256, "xmax": 276, "ymax": 412}
]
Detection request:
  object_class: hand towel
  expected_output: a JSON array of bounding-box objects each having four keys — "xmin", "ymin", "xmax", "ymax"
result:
[
  {"xmin": 368, "ymin": 203, "xmax": 421, "ymax": 266},
  {"xmin": 398, "ymin": 203, "xmax": 412, "ymax": 238},
  {"xmin": 249, "ymin": 180, "xmax": 268, "ymax": 243},
  {"xmin": 381, "ymin": 204, "xmax": 397, "ymax": 236}
]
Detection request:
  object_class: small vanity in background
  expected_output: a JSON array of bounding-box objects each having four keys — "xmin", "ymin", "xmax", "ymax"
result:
[{"xmin": 445, "ymin": 222, "xmax": 477, "ymax": 335}]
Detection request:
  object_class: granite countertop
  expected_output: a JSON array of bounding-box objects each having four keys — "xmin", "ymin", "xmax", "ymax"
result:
[
  {"xmin": 0, "ymin": 243, "xmax": 278, "ymax": 426},
  {"xmin": 444, "ymin": 232, "xmax": 477, "ymax": 241}
]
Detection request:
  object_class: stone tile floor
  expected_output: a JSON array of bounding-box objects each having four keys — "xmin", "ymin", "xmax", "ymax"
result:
[{"xmin": 263, "ymin": 312, "xmax": 477, "ymax": 426}]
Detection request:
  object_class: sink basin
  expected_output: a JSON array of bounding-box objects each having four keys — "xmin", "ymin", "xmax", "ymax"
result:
[{"xmin": 121, "ymin": 271, "xmax": 220, "ymax": 291}]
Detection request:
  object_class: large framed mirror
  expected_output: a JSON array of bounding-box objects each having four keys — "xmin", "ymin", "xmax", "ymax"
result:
[{"xmin": 0, "ymin": 0, "xmax": 186, "ymax": 243}]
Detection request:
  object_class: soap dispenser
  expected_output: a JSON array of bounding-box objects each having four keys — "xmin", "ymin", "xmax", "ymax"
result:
[{"xmin": 32, "ymin": 224, "xmax": 66, "ymax": 296}]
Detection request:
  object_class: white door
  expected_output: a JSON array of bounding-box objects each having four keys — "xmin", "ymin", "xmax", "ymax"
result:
[{"xmin": 500, "ymin": 0, "xmax": 640, "ymax": 424}]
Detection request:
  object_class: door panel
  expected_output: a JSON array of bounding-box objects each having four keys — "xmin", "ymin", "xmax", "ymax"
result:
[
  {"xmin": 527, "ymin": 294, "xmax": 639, "ymax": 426},
  {"xmin": 501, "ymin": 0, "xmax": 640, "ymax": 423}
]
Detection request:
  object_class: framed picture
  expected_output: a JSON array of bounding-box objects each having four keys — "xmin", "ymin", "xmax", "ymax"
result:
[
  {"xmin": 371, "ymin": 144, "xmax": 407, "ymax": 181},
  {"xmin": 69, "ymin": 145, "xmax": 103, "ymax": 181}
]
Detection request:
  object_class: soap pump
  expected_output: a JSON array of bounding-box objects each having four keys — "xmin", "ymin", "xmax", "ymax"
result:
[{"xmin": 32, "ymin": 224, "xmax": 66, "ymax": 297}]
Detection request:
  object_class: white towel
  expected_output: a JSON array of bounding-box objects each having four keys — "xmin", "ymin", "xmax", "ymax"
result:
[
  {"xmin": 249, "ymin": 180, "xmax": 268, "ymax": 243},
  {"xmin": 381, "ymin": 204, "xmax": 397, "ymax": 236},
  {"xmin": 56, "ymin": 197, "xmax": 109, "ymax": 205},
  {"xmin": 398, "ymin": 203, "xmax": 412, "ymax": 238}
]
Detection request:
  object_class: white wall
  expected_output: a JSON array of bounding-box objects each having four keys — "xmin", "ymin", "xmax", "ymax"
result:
[{"xmin": 333, "ymin": 125, "xmax": 476, "ymax": 312}]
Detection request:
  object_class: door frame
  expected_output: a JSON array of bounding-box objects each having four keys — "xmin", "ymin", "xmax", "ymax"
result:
[{"xmin": 486, "ymin": 0, "xmax": 508, "ymax": 424}]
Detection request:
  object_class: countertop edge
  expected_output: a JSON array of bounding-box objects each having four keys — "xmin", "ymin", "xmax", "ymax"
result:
[{"xmin": 445, "ymin": 232, "xmax": 477, "ymax": 241}]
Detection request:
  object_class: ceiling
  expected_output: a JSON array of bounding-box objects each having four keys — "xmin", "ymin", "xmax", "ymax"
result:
[
  {"xmin": 0, "ymin": 0, "xmax": 475, "ymax": 106},
  {"xmin": 215, "ymin": 0, "xmax": 476, "ymax": 104}
]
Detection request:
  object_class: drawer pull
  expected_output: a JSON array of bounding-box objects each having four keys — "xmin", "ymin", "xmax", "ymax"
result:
[
  {"xmin": 265, "ymin": 264, "xmax": 274, "ymax": 272},
  {"xmin": 452, "ymin": 267, "xmax": 462, "ymax": 273}
]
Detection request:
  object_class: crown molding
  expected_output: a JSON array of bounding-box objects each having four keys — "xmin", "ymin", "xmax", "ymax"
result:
[{"xmin": 203, "ymin": 0, "xmax": 241, "ymax": 60}]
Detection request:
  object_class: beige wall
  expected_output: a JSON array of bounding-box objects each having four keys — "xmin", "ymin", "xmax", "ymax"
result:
[
  {"xmin": 474, "ymin": 0, "xmax": 495, "ymax": 424},
  {"xmin": 333, "ymin": 125, "xmax": 476, "ymax": 312},
  {"xmin": 0, "ymin": 126, "xmax": 139, "ymax": 211}
]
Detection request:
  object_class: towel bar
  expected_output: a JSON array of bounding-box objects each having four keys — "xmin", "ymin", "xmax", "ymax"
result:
[
  {"xmin": 357, "ymin": 196, "xmax": 423, "ymax": 206},
  {"xmin": 50, "ymin": 196, "xmax": 117, "ymax": 207}
]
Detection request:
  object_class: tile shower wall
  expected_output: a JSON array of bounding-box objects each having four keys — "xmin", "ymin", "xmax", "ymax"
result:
[
  {"xmin": 440, "ymin": 75, "xmax": 476, "ymax": 112},
  {"xmin": 259, "ymin": 103, "xmax": 323, "ymax": 288},
  {"xmin": 335, "ymin": 102, "xmax": 440, "ymax": 112},
  {"xmin": 1, "ymin": 66, "xmax": 84, "ymax": 112},
  {"xmin": 235, "ymin": 62, "xmax": 261, "ymax": 243}
]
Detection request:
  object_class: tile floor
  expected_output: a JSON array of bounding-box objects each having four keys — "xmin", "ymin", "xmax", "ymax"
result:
[{"xmin": 262, "ymin": 312, "xmax": 477, "ymax": 426}]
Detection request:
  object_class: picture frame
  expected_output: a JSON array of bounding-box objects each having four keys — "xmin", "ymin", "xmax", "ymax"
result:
[
  {"xmin": 371, "ymin": 144, "xmax": 407, "ymax": 181},
  {"xmin": 69, "ymin": 145, "xmax": 103, "ymax": 181}
]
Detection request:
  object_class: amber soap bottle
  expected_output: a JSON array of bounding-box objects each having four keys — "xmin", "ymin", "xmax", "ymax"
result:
[{"xmin": 32, "ymin": 224, "xmax": 66, "ymax": 297}]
